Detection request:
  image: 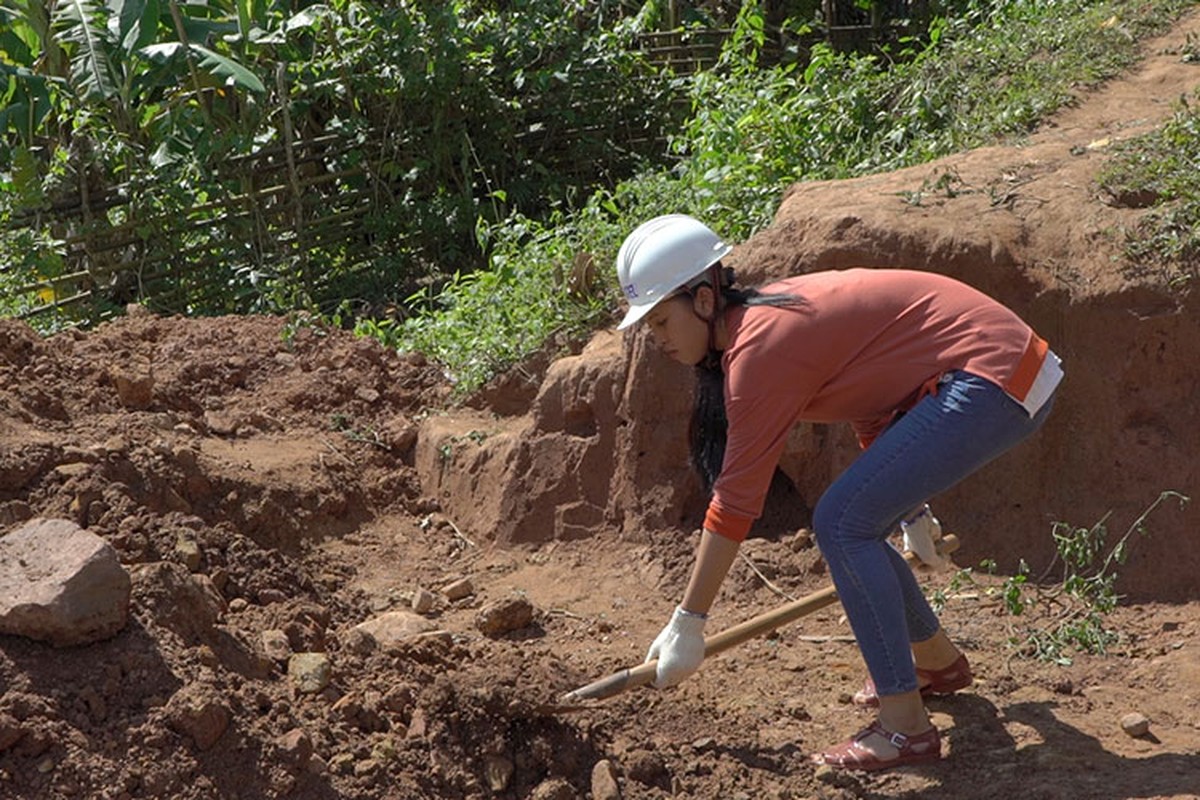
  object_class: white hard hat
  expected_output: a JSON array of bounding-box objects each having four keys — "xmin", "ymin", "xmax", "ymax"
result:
[{"xmin": 615, "ymin": 214, "xmax": 732, "ymax": 330}]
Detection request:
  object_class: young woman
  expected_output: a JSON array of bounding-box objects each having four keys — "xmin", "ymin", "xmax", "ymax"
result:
[{"xmin": 618, "ymin": 214, "xmax": 1062, "ymax": 771}]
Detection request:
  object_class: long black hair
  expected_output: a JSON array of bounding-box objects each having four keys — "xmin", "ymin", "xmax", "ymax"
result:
[{"xmin": 689, "ymin": 267, "xmax": 804, "ymax": 492}]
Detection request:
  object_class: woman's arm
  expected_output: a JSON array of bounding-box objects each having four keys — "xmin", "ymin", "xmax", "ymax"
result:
[{"xmin": 681, "ymin": 528, "xmax": 741, "ymax": 614}]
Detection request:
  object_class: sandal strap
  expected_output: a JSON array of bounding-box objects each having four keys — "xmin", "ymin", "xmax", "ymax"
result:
[{"xmin": 865, "ymin": 720, "xmax": 912, "ymax": 749}]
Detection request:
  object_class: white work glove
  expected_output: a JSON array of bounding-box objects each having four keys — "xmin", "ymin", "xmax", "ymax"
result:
[
  {"xmin": 645, "ymin": 606, "xmax": 707, "ymax": 688},
  {"xmin": 901, "ymin": 504, "xmax": 947, "ymax": 568}
]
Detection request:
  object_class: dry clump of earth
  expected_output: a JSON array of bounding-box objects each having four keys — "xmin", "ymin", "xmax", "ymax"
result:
[{"xmin": 3, "ymin": 12, "xmax": 1200, "ymax": 800}]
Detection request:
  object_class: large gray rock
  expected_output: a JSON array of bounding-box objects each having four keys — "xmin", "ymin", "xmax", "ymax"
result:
[{"xmin": 0, "ymin": 518, "xmax": 131, "ymax": 646}]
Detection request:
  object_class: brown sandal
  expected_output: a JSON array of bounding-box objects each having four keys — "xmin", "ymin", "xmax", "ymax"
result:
[
  {"xmin": 812, "ymin": 720, "xmax": 942, "ymax": 771},
  {"xmin": 852, "ymin": 653, "xmax": 973, "ymax": 707}
]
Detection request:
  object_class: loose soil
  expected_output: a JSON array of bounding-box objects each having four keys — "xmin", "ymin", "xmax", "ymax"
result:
[{"xmin": 2, "ymin": 12, "xmax": 1199, "ymax": 800}]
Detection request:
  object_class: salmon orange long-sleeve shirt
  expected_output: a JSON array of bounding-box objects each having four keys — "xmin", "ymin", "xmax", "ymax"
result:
[{"xmin": 702, "ymin": 268, "xmax": 1054, "ymax": 542}]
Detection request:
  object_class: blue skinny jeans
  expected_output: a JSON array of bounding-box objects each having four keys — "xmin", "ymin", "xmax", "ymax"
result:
[{"xmin": 812, "ymin": 370, "xmax": 1055, "ymax": 698}]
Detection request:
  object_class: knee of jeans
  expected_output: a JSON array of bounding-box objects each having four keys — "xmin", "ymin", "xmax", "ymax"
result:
[{"xmin": 812, "ymin": 495, "xmax": 841, "ymax": 550}]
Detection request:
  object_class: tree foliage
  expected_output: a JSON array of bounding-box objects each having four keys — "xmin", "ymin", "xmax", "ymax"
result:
[{"xmin": 1, "ymin": 0, "xmax": 675, "ymax": 324}]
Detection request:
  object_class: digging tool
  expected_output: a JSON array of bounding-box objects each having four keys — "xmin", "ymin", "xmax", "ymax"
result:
[{"xmin": 561, "ymin": 533, "xmax": 959, "ymax": 704}]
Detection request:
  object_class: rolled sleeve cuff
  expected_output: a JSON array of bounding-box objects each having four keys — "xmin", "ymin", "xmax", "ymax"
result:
[{"xmin": 703, "ymin": 504, "xmax": 754, "ymax": 542}]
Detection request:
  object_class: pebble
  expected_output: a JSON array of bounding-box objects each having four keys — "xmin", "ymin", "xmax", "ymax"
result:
[
  {"xmin": 288, "ymin": 653, "xmax": 332, "ymax": 694},
  {"xmin": 276, "ymin": 729, "xmax": 312, "ymax": 766},
  {"xmin": 1120, "ymin": 712, "xmax": 1151, "ymax": 737},
  {"xmin": 529, "ymin": 777, "xmax": 576, "ymax": 800},
  {"xmin": 475, "ymin": 595, "xmax": 534, "ymax": 637},
  {"xmin": 262, "ymin": 630, "xmax": 293, "ymax": 662},
  {"xmin": 175, "ymin": 537, "xmax": 202, "ymax": 572},
  {"xmin": 411, "ymin": 588, "xmax": 436, "ymax": 614},
  {"xmin": 442, "ymin": 577, "xmax": 475, "ymax": 601},
  {"xmin": 591, "ymin": 759, "xmax": 621, "ymax": 800},
  {"xmin": 485, "ymin": 755, "xmax": 514, "ymax": 791}
]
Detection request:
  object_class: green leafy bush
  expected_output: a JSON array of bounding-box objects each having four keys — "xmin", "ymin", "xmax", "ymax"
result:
[{"xmin": 390, "ymin": 0, "xmax": 1195, "ymax": 394}]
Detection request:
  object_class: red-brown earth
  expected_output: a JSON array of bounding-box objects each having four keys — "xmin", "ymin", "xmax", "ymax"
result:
[{"xmin": 2, "ymin": 11, "xmax": 1200, "ymax": 800}]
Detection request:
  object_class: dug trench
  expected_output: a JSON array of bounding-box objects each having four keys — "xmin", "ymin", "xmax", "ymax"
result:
[{"xmin": 2, "ymin": 11, "xmax": 1200, "ymax": 800}]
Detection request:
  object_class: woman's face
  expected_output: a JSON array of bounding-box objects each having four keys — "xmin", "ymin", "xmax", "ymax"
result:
[{"xmin": 644, "ymin": 292, "xmax": 711, "ymax": 365}]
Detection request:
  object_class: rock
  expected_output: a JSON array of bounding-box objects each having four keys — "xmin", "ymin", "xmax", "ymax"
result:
[
  {"xmin": 163, "ymin": 683, "xmax": 231, "ymax": 751},
  {"xmin": 353, "ymin": 611, "xmax": 436, "ymax": 646},
  {"xmin": 371, "ymin": 736, "xmax": 398, "ymax": 763},
  {"xmin": 591, "ymin": 759, "xmax": 622, "ymax": 800},
  {"xmin": 53, "ymin": 463, "xmax": 91, "ymax": 479},
  {"xmin": 625, "ymin": 750, "xmax": 669, "ymax": 789},
  {"xmin": 277, "ymin": 729, "xmax": 313, "ymax": 768},
  {"xmin": 406, "ymin": 707, "xmax": 428, "ymax": 740},
  {"xmin": 203, "ymin": 410, "xmax": 238, "ymax": 436},
  {"xmin": 484, "ymin": 755, "xmax": 514, "ymax": 792},
  {"xmin": 258, "ymin": 588, "xmax": 288, "ymax": 605},
  {"xmin": 102, "ymin": 435, "xmax": 128, "ymax": 454},
  {"xmin": 130, "ymin": 562, "xmax": 225, "ymax": 643},
  {"xmin": 355, "ymin": 386, "xmax": 381, "ymax": 403},
  {"xmin": 174, "ymin": 536, "xmax": 202, "ymax": 572},
  {"xmin": 329, "ymin": 752, "xmax": 355, "ymax": 775},
  {"xmin": 474, "ymin": 595, "xmax": 534, "ymax": 637},
  {"xmin": 0, "ymin": 713, "xmax": 25, "ymax": 752},
  {"xmin": 340, "ymin": 627, "xmax": 376, "ymax": 657},
  {"xmin": 261, "ymin": 629, "xmax": 293, "ymax": 662},
  {"xmin": 411, "ymin": 588, "xmax": 436, "ymax": 614},
  {"xmin": 1120, "ymin": 712, "xmax": 1151, "ymax": 737},
  {"xmin": 288, "ymin": 653, "xmax": 332, "ymax": 694},
  {"xmin": 789, "ymin": 528, "xmax": 814, "ymax": 551},
  {"xmin": 529, "ymin": 777, "xmax": 577, "ymax": 800},
  {"xmin": 111, "ymin": 370, "xmax": 154, "ymax": 409},
  {"xmin": 0, "ymin": 518, "xmax": 131, "ymax": 646},
  {"xmin": 442, "ymin": 577, "xmax": 475, "ymax": 601}
]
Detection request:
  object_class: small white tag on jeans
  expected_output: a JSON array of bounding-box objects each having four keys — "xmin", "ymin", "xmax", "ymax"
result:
[{"xmin": 1017, "ymin": 350, "xmax": 1063, "ymax": 417}]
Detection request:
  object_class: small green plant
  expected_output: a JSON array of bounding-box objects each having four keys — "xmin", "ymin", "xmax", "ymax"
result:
[
  {"xmin": 944, "ymin": 491, "xmax": 1190, "ymax": 664},
  {"xmin": 1097, "ymin": 93, "xmax": 1200, "ymax": 286},
  {"xmin": 929, "ymin": 561, "xmax": 987, "ymax": 613},
  {"xmin": 437, "ymin": 429, "xmax": 491, "ymax": 465},
  {"xmin": 896, "ymin": 167, "xmax": 974, "ymax": 207},
  {"xmin": 1177, "ymin": 31, "xmax": 1200, "ymax": 63}
]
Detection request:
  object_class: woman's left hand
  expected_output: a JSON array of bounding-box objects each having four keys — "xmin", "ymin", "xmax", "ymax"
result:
[{"xmin": 645, "ymin": 606, "xmax": 707, "ymax": 688}]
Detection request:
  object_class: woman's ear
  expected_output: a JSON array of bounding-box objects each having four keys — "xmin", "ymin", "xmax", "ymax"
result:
[{"xmin": 692, "ymin": 285, "xmax": 716, "ymax": 320}]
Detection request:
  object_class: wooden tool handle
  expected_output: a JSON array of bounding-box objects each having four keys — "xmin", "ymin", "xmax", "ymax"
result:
[{"xmin": 561, "ymin": 533, "xmax": 959, "ymax": 703}]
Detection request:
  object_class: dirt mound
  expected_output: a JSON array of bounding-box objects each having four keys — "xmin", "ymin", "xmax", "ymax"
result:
[
  {"xmin": 422, "ymin": 11, "xmax": 1200, "ymax": 601},
  {"xmin": 2, "ymin": 12, "xmax": 1200, "ymax": 800}
]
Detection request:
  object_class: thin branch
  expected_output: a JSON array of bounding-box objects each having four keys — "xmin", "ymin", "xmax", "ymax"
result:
[
  {"xmin": 444, "ymin": 517, "xmax": 475, "ymax": 548},
  {"xmin": 738, "ymin": 552, "xmax": 796, "ymax": 601}
]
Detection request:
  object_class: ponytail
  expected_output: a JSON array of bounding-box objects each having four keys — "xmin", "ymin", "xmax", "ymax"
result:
[
  {"xmin": 688, "ymin": 276, "xmax": 804, "ymax": 492},
  {"xmin": 690, "ymin": 361, "xmax": 727, "ymax": 492}
]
